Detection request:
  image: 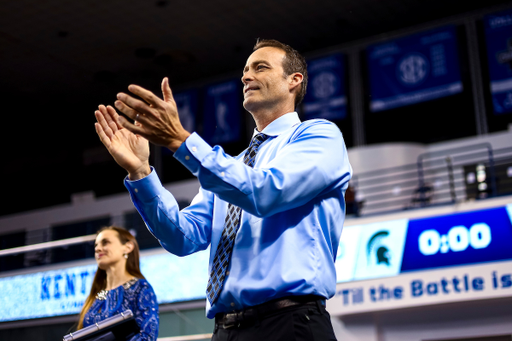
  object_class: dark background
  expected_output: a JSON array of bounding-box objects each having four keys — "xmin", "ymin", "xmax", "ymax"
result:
[{"xmin": 1, "ymin": 0, "xmax": 510, "ymax": 217}]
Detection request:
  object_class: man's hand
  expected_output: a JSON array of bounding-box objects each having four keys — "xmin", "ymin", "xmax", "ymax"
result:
[
  {"xmin": 114, "ymin": 77, "xmax": 191, "ymax": 152},
  {"xmin": 94, "ymin": 105, "xmax": 151, "ymax": 180}
]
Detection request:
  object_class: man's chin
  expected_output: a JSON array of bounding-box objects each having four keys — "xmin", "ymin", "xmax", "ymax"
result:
[{"xmin": 243, "ymin": 98, "xmax": 261, "ymax": 113}]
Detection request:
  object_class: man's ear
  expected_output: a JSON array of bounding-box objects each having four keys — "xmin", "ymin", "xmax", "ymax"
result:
[{"xmin": 288, "ymin": 72, "xmax": 304, "ymax": 92}]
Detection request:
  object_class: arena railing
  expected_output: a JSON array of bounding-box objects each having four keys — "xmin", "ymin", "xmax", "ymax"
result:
[
  {"xmin": 349, "ymin": 144, "xmax": 512, "ymax": 217},
  {"xmin": 0, "ymin": 212, "xmax": 165, "ymax": 273}
]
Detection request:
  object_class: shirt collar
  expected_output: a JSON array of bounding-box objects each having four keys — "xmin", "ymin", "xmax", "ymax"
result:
[{"xmin": 253, "ymin": 112, "xmax": 301, "ymax": 138}]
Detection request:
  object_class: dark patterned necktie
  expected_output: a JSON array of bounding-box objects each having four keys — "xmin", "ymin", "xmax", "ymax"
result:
[{"xmin": 206, "ymin": 133, "xmax": 270, "ymax": 305}]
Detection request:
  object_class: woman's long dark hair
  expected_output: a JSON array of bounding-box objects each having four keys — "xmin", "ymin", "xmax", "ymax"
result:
[{"xmin": 77, "ymin": 226, "xmax": 145, "ymax": 329}]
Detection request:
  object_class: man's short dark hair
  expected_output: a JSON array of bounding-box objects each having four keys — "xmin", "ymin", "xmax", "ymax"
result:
[{"xmin": 253, "ymin": 39, "xmax": 308, "ymax": 108}]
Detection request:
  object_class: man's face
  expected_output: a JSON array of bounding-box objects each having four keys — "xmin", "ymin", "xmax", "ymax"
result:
[{"xmin": 242, "ymin": 47, "xmax": 292, "ymax": 113}]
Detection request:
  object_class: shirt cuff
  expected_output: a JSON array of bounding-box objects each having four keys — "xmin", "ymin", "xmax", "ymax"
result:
[
  {"xmin": 124, "ymin": 167, "xmax": 164, "ymax": 202},
  {"xmin": 174, "ymin": 132, "xmax": 212, "ymax": 175}
]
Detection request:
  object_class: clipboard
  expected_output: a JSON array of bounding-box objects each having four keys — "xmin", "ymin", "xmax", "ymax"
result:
[{"xmin": 63, "ymin": 310, "xmax": 140, "ymax": 341}]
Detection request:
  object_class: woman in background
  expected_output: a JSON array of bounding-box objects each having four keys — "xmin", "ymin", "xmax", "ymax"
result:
[{"xmin": 77, "ymin": 226, "xmax": 159, "ymax": 340}]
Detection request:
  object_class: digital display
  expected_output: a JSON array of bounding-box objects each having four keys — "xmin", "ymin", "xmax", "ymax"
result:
[
  {"xmin": 335, "ymin": 203, "xmax": 512, "ymax": 283},
  {"xmin": 352, "ymin": 219, "xmax": 408, "ymax": 281},
  {"xmin": 0, "ymin": 250, "xmax": 209, "ymax": 322},
  {"xmin": 335, "ymin": 225, "xmax": 362, "ymax": 283},
  {"xmin": 400, "ymin": 206, "xmax": 512, "ymax": 272}
]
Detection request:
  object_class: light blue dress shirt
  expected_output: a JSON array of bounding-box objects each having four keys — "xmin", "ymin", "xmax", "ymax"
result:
[{"xmin": 125, "ymin": 112, "xmax": 352, "ymax": 318}]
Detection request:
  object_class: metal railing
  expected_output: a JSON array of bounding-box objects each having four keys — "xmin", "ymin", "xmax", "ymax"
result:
[
  {"xmin": 0, "ymin": 211, "xmax": 165, "ymax": 273},
  {"xmin": 0, "ymin": 235, "xmax": 96, "ymax": 258},
  {"xmin": 349, "ymin": 144, "xmax": 512, "ymax": 217}
]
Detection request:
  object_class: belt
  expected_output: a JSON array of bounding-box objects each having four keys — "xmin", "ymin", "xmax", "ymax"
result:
[{"xmin": 215, "ymin": 295, "xmax": 326, "ymax": 330}]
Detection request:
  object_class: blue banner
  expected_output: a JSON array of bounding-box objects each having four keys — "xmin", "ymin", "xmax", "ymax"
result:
[
  {"xmin": 174, "ymin": 89, "xmax": 198, "ymax": 134},
  {"xmin": 367, "ymin": 25, "xmax": 463, "ymax": 112},
  {"xmin": 202, "ymin": 80, "xmax": 241, "ymax": 144},
  {"xmin": 303, "ymin": 54, "xmax": 347, "ymax": 120},
  {"xmin": 484, "ymin": 9, "xmax": 512, "ymax": 115}
]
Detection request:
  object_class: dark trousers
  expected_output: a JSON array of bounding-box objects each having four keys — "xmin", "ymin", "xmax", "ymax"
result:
[{"xmin": 211, "ymin": 302, "xmax": 337, "ymax": 341}]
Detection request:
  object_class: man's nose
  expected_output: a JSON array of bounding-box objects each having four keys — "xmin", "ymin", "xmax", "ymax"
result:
[{"xmin": 241, "ymin": 72, "xmax": 253, "ymax": 84}]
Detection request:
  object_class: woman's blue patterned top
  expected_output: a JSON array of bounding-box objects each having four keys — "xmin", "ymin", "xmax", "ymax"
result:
[{"xmin": 83, "ymin": 278, "xmax": 159, "ymax": 341}]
